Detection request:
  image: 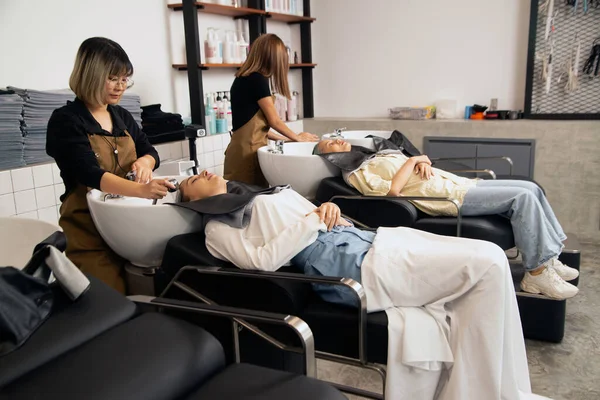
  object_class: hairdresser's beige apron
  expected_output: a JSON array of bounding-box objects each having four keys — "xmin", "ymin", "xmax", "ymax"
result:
[
  {"xmin": 223, "ymin": 98, "xmax": 272, "ymax": 187},
  {"xmin": 58, "ymin": 130, "xmax": 137, "ymax": 294}
]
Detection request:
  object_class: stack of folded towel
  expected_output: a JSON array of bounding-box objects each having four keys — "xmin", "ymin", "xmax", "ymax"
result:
[{"xmin": 141, "ymin": 104, "xmax": 184, "ymax": 136}]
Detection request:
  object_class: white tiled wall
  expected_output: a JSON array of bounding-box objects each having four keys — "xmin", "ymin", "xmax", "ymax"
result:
[
  {"xmin": 0, "ymin": 164, "xmax": 63, "ymax": 225},
  {"xmin": 154, "ymin": 133, "xmax": 231, "ymax": 177}
]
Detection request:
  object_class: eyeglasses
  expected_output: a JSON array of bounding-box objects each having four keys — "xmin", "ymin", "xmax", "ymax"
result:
[{"xmin": 107, "ymin": 76, "xmax": 134, "ymax": 89}]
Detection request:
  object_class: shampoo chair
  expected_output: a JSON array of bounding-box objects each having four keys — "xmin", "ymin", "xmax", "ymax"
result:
[
  {"xmin": 155, "ymin": 226, "xmax": 570, "ymax": 400},
  {"xmin": 0, "ymin": 229, "xmax": 346, "ymax": 400}
]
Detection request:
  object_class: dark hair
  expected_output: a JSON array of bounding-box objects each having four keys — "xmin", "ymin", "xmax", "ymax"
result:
[
  {"xmin": 179, "ymin": 178, "xmax": 190, "ymax": 202},
  {"xmin": 312, "ymin": 143, "xmax": 322, "ymax": 155},
  {"xmin": 69, "ymin": 37, "xmax": 134, "ymax": 105}
]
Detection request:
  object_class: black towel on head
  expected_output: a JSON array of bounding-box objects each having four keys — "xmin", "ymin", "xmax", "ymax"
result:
[
  {"xmin": 168, "ymin": 181, "xmax": 290, "ymax": 229},
  {"xmin": 318, "ymin": 130, "xmax": 422, "ymax": 171}
]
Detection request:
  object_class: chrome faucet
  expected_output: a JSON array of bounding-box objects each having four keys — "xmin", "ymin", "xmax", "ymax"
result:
[
  {"xmin": 329, "ymin": 127, "xmax": 347, "ymax": 138},
  {"xmin": 269, "ymin": 140, "xmax": 285, "ymax": 154}
]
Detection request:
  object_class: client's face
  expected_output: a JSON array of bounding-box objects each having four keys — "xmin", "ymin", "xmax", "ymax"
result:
[
  {"xmin": 318, "ymin": 139, "xmax": 351, "ymax": 154},
  {"xmin": 180, "ymin": 170, "xmax": 227, "ymax": 201}
]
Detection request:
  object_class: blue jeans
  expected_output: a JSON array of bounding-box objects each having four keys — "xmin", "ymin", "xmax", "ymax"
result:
[
  {"xmin": 291, "ymin": 226, "xmax": 375, "ymax": 307},
  {"xmin": 461, "ymin": 180, "xmax": 566, "ymax": 271}
]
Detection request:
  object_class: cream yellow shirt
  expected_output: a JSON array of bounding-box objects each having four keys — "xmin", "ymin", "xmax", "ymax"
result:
[{"xmin": 344, "ymin": 153, "xmax": 477, "ymax": 216}]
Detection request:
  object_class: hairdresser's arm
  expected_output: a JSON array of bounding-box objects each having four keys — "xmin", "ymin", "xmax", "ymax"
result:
[
  {"xmin": 258, "ymin": 96, "xmax": 317, "ymax": 142},
  {"xmin": 267, "ymin": 130, "xmax": 289, "ymax": 141},
  {"xmin": 205, "ymin": 214, "xmax": 326, "ymax": 271},
  {"xmin": 387, "ymin": 155, "xmax": 431, "ymax": 197},
  {"xmin": 47, "ymin": 109, "xmax": 173, "ymax": 199},
  {"xmin": 99, "ymin": 174, "xmax": 174, "ymax": 199}
]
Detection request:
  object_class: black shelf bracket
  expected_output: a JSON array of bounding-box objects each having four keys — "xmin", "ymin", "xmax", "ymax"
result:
[
  {"xmin": 182, "ymin": 0, "xmax": 206, "ymax": 127},
  {"xmin": 300, "ymin": 0, "xmax": 314, "ymax": 118}
]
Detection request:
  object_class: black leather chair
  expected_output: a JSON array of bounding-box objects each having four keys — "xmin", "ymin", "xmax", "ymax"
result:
[
  {"xmin": 0, "ymin": 275, "xmax": 346, "ymax": 400},
  {"xmin": 315, "ymin": 176, "xmax": 515, "ymax": 250},
  {"xmin": 157, "ymin": 230, "xmax": 567, "ymax": 400}
]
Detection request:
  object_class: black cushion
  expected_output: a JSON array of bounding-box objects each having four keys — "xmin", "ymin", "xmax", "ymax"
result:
[
  {"xmin": 184, "ymin": 363, "xmax": 347, "ymax": 400},
  {"xmin": 161, "ymin": 232, "xmax": 311, "ymax": 315},
  {"xmin": 0, "ymin": 313, "xmax": 226, "ymax": 400},
  {"xmin": 415, "ymin": 214, "xmax": 515, "ymax": 250},
  {"xmin": 316, "ymin": 177, "xmax": 515, "ymax": 250},
  {"xmin": 0, "ymin": 276, "xmax": 136, "ymax": 387},
  {"xmin": 316, "ymin": 177, "xmax": 418, "ymax": 227}
]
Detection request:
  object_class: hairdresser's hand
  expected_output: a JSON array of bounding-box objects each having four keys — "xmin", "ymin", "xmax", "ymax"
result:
[
  {"xmin": 410, "ymin": 155, "xmax": 432, "ymax": 166},
  {"xmin": 296, "ymin": 132, "xmax": 319, "ymax": 142},
  {"xmin": 307, "ymin": 202, "xmax": 340, "ymax": 231},
  {"xmin": 138, "ymin": 178, "xmax": 176, "ymax": 200},
  {"xmin": 131, "ymin": 156, "xmax": 154, "ymax": 184},
  {"xmin": 415, "ymin": 163, "xmax": 434, "ymax": 180}
]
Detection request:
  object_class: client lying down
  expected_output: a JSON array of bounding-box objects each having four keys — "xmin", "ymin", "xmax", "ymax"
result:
[
  {"xmin": 176, "ymin": 170, "xmax": 552, "ymax": 400},
  {"xmin": 314, "ymin": 136, "xmax": 578, "ymax": 301}
]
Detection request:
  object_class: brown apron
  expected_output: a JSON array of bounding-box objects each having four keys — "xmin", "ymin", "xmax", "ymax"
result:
[
  {"xmin": 223, "ymin": 100, "xmax": 272, "ymax": 187},
  {"xmin": 58, "ymin": 130, "xmax": 137, "ymax": 294}
]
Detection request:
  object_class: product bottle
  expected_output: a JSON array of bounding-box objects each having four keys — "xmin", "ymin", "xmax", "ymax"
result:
[
  {"xmin": 205, "ymin": 28, "xmax": 218, "ymax": 64},
  {"xmin": 275, "ymin": 94, "xmax": 287, "ymax": 121},
  {"xmin": 287, "ymin": 91, "xmax": 298, "ymax": 121},
  {"xmin": 223, "ymin": 97, "xmax": 233, "ymax": 131},
  {"xmin": 217, "ymin": 101, "xmax": 228, "ymax": 133},
  {"xmin": 212, "ymin": 92, "xmax": 219, "ymax": 125},
  {"xmin": 223, "ymin": 91, "xmax": 230, "ymax": 101},
  {"xmin": 214, "ymin": 29, "xmax": 223, "ymax": 64},
  {"xmin": 205, "ymin": 93, "xmax": 217, "ymax": 135},
  {"xmin": 223, "ymin": 30, "xmax": 236, "ymax": 64}
]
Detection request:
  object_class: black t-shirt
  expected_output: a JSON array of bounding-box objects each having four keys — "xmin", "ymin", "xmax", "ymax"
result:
[
  {"xmin": 46, "ymin": 98, "xmax": 160, "ymax": 201},
  {"xmin": 230, "ymin": 72, "xmax": 271, "ymax": 131}
]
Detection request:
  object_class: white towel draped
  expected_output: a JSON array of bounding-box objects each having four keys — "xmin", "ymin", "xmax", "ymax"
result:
[{"xmin": 361, "ymin": 227, "xmax": 552, "ymax": 400}]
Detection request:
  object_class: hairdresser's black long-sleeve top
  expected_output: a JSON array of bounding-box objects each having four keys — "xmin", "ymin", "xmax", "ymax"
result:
[{"xmin": 46, "ymin": 97, "xmax": 160, "ymax": 202}]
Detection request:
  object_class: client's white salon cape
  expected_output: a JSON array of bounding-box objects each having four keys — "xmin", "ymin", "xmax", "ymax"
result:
[{"xmin": 204, "ymin": 189, "xmax": 552, "ymax": 400}]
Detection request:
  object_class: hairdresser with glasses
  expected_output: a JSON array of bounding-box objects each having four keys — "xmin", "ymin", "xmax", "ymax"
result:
[
  {"xmin": 46, "ymin": 37, "xmax": 174, "ymax": 293},
  {"xmin": 225, "ymin": 33, "xmax": 318, "ymax": 187}
]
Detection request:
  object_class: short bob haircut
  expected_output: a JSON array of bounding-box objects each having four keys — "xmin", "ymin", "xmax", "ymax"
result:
[{"xmin": 69, "ymin": 37, "xmax": 133, "ymax": 106}]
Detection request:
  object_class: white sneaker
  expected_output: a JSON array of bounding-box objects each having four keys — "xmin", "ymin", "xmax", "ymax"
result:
[
  {"xmin": 520, "ymin": 267, "xmax": 579, "ymax": 300},
  {"xmin": 548, "ymin": 257, "xmax": 579, "ymax": 281}
]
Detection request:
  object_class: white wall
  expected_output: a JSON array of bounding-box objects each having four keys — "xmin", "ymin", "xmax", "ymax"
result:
[
  {"xmin": 311, "ymin": 0, "xmax": 531, "ymax": 118},
  {"xmin": 0, "ymin": 0, "xmax": 177, "ymax": 112}
]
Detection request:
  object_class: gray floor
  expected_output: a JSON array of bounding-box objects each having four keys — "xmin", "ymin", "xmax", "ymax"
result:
[{"xmin": 317, "ymin": 243, "xmax": 600, "ymax": 399}]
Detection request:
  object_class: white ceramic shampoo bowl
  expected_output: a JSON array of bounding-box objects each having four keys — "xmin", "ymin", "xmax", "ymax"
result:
[
  {"xmin": 258, "ymin": 142, "xmax": 340, "ymax": 199},
  {"xmin": 322, "ymin": 130, "xmax": 393, "ymax": 150},
  {"xmin": 87, "ymin": 176, "xmax": 203, "ymax": 268}
]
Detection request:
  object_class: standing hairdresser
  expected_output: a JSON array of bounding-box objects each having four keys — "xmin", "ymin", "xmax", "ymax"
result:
[
  {"xmin": 46, "ymin": 37, "xmax": 174, "ymax": 293},
  {"xmin": 225, "ymin": 33, "xmax": 318, "ymax": 187}
]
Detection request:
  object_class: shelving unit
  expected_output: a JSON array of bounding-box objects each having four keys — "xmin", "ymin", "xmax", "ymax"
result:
[
  {"xmin": 169, "ymin": 0, "xmax": 316, "ymax": 128},
  {"xmin": 171, "ymin": 63, "xmax": 316, "ymax": 70},
  {"xmin": 266, "ymin": 12, "xmax": 315, "ymax": 23},
  {"xmin": 167, "ymin": 1, "xmax": 266, "ymax": 17}
]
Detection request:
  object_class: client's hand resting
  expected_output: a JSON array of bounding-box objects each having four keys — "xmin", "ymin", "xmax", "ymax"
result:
[
  {"xmin": 307, "ymin": 202, "xmax": 352, "ymax": 231},
  {"xmin": 411, "ymin": 155, "xmax": 432, "ymax": 165},
  {"xmin": 415, "ymin": 163, "xmax": 434, "ymax": 180}
]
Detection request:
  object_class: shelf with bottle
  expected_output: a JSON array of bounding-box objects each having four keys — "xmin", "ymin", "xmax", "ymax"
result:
[
  {"xmin": 172, "ymin": 63, "xmax": 316, "ymax": 70},
  {"xmin": 168, "ymin": 1, "xmax": 265, "ymax": 18},
  {"xmin": 204, "ymin": 91, "xmax": 233, "ymax": 136},
  {"xmin": 266, "ymin": 12, "xmax": 315, "ymax": 24}
]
